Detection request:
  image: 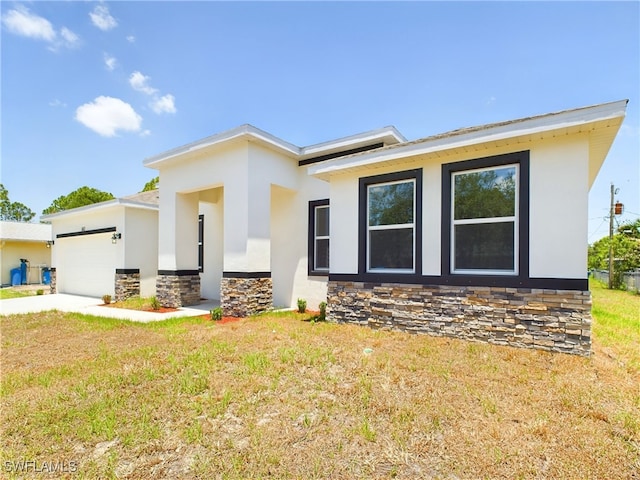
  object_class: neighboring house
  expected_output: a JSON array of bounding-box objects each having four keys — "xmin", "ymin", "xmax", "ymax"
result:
[
  {"xmin": 45, "ymin": 99, "xmax": 628, "ymax": 355},
  {"xmin": 0, "ymin": 221, "xmax": 52, "ymax": 286},
  {"xmin": 42, "ymin": 191, "xmax": 159, "ymax": 299}
]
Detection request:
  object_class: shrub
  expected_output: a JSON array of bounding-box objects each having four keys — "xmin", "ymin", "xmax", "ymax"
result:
[
  {"xmin": 210, "ymin": 307, "xmax": 223, "ymax": 321},
  {"xmin": 319, "ymin": 301, "xmax": 327, "ymax": 321},
  {"xmin": 102, "ymin": 294, "xmax": 112, "ymax": 305},
  {"xmin": 36, "ymin": 289, "xmax": 44, "ymax": 296},
  {"xmin": 150, "ymin": 296, "xmax": 161, "ymax": 310},
  {"xmin": 297, "ymin": 298, "xmax": 307, "ymax": 313}
]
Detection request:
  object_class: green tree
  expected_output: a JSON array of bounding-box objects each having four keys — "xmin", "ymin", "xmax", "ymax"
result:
[
  {"xmin": 141, "ymin": 176, "xmax": 159, "ymax": 192},
  {"xmin": 42, "ymin": 186, "xmax": 115, "ymax": 215},
  {"xmin": 0, "ymin": 184, "xmax": 35, "ymax": 222},
  {"xmin": 589, "ymin": 227, "xmax": 640, "ymax": 289},
  {"xmin": 618, "ymin": 219, "xmax": 640, "ymax": 239}
]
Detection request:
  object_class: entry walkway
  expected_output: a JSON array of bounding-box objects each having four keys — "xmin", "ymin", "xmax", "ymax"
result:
[{"xmin": 0, "ymin": 293, "xmax": 219, "ymax": 323}]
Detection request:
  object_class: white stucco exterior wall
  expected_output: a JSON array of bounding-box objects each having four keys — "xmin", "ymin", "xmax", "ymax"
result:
[
  {"xmin": 326, "ymin": 136, "xmax": 593, "ymax": 281},
  {"xmin": 529, "ymin": 136, "xmax": 589, "ymax": 279},
  {"xmin": 124, "ymin": 208, "xmax": 159, "ymax": 297}
]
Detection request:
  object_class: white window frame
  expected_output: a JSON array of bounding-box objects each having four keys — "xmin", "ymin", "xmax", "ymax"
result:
[
  {"xmin": 451, "ymin": 164, "xmax": 519, "ymax": 275},
  {"xmin": 367, "ymin": 179, "xmax": 416, "ymax": 273},
  {"xmin": 313, "ymin": 204, "xmax": 330, "ymax": 272}
]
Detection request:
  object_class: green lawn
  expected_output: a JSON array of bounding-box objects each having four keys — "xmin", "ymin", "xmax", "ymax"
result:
[
  {"xmin": 0, "ymin": 288, "xmax": 36, "ymax": 300},
  {"xmin": 590, "ymin": 279, "xmax": 640, "ymax": 372},
  {"xmin": 1, "ymin": 287, "xmax": 638, "ymax": 479}
]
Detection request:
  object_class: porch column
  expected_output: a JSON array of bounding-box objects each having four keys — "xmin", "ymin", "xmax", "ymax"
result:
[
  {"xmin": 156, "ymin": 191, "xmax": 201, "ymax": 307},
  {"xmin": 221, "ymin": 181, "xmax": 273, "ymax": 316}
]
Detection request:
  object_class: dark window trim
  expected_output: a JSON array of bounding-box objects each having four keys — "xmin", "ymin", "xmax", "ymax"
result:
[
  {"xmin": 299, "ymin": 143, "xmax": 384, "ymax": 166},
  {"xmin": 358, "ymin": 169, "xmax": 423, "ymax": 276},
  {"xmin": 328, "ymin": 273, "xmax": 587, "ymax": 291},
  {"xmin": 198, "ymin": 214, "xmax": 204, "ymax": 273},
  {"xmin": 441, "ymin": 150, "xmax": 530, "ymax": 284},
  {"xmin": 158, "ymin": 270, "xmax": 200, "ymax": 276},
  {"xmin": 308, "ymin": 199, "xmax": 330, "ymax": 276},
  {"xmin": 116, "ymin": 269, "xmax": 140, "ymax": 275},
  {"xmin": 56, "ymin": 226, "xmax": 116, "ymax": 238},
  {"xmin": 222, "ymin": 271, "xmax": 271, "ymax": 279}
]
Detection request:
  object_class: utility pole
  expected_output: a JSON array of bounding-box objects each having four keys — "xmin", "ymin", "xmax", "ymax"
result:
[
  {"xmin": 608, "ymin": 184, "xmax": 623, "ymax": 289},
  {"xmin": 608, "ymin": 184, "xmax": 614, "ymax": 289}
]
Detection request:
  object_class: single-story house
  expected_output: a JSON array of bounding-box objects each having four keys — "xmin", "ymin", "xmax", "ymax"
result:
[
  {"xmin": 45, "ymin": 99, "xmax": 628, "ymax": 355},
  {"xmin": 0, "ymin": 221, "xmax": 52, "ymax": 286},
  {"xmin": 43, "ymin": 191, "xmax": 159, "ymax": 299}
]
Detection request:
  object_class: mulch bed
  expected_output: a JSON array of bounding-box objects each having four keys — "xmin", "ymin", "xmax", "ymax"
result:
[{"xmin": 99, "ymin": 304, "xmax": 179, "ymax": 314}]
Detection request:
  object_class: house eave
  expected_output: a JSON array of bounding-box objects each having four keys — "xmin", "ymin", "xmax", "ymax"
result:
[
  {"xmin": 307, "ymin": 100, "xmax": 628, "ymax": 182},
  {"xmin": 40, "ymin": 198, "xmax": 159, "ymax": 221},
  {"xmin": 143, "ymin": 124, "xmax": 408, "ymax": 170}
]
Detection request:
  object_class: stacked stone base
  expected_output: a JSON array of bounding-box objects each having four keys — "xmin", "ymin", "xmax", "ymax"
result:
[
  {"xmin": 115, "ymin": 270, "xmax": 140, "ymax": 302},
  {"xmin": 221, "ymin": 276, "xmax": 272, "ymax": 317},
  {"xmin": 156, "ymin": 273, "xmax": 201, "ymax": 308},
  {"xmin": 49, "ymin": 268, "xmax": 57, "ymax": 294},
  {"xmin": 328, "ymin": 281, "xmax": 591, "ymax": 356}
]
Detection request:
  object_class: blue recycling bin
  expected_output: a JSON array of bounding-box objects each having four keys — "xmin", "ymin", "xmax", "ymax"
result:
[
  {"xmin": 11, "ymin": 268, "xmax": 22, "ymax": 286},
  {"xmin": 20, "ymin": 259, "xmax": 28, "ymax": 285},
  {"xmin": 42, "ymin": 268, "xmax": 51, "ymax": 285}
]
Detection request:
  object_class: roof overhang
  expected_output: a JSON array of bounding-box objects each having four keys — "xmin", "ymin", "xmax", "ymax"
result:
[
  {"xmin": 143, "ymin": 124, "xmax": 407, "ymax": 170},
  {"xmin": 307, "ymin": 100, "xmax": 628, "ymax": 187},
  {"xmin": 40, "ymin": 198, "xmax": 159, "ymax": 221},
  {"xmin": 0, "ymin": 221, "xmax": 52, "ymax": 242}
]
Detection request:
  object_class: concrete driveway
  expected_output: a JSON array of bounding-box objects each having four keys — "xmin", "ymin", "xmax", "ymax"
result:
[{"xmin": 0, "ymin": 293, "xmax": 218, "ymax": 322}]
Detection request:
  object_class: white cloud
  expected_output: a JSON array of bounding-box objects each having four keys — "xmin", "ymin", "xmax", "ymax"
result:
[
  {"xmin": 1, "ymin": 5, "xmax": 80, "ymax": 51},
  {"xmin": 151, "ymin": 94, "xmax": 176, "ymax": 114},
  {"xmin": 140, "ymin": 129, "xmax": 152, "ymax": 137},
  {"xmin": 90, "ymin": 4, "xmax": 117, "ymax": 31},
  {"xmin": 49, "ymin": 99, "xmax": 67, "ymax": 108},
  {"xmin": 75, "ymin": 96, "xmax": 142, "ymax": 137},
  {"xmin": 104, "ymin": 53, "xmax": 117, "ymax": 71},
  {"xmin": 129, "ymin": 71, "xmax": 158, "ymax": 95},
  {"xmin": 2, "ymin": 5, "xmax": 56, "ymax": 41},
  {"xmin": 59, "ymin": 27, "xmax": 80, "ymax": 48},
  {"xmin": 126, "ymin": 35, "xmax": 136, "ymax": 43}
]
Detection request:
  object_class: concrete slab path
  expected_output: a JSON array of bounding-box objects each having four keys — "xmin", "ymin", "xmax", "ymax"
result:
[{"xmin": 0, "ymin": 293, "xmax": 219, "ymax": 322}]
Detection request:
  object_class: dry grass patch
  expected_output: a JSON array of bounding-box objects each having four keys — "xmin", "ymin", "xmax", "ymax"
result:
[{"xmin": 1, "ymin": 296, "xmax": 638, "ymax": 478}]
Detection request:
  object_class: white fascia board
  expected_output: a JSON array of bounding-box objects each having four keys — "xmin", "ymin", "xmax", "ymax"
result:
[
  {"xmin": 143, "ymin": 124, "xmax": 300, "ymax": 169},
  {"xmin": 300, "ymin": 126, "xmax": 407, "ymax": 157},
  {"xmin": 41, "ymin": 198, "xmax": 159, "ymax": 221},
  {"xmin": 308, "ymin": 100, "xmax": 628, "ymax": 177},
  {"xmin": 0, "ymin": 221, "xmax": 52, "ymax": 241}
]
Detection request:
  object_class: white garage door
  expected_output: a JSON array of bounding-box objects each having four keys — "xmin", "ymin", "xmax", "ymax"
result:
[{"xmin": 56, "ymin": 233, "xmax": 117, "ymax": 297}]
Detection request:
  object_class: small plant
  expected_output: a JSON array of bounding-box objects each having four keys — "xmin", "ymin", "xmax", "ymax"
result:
[
  {"xmin": 210, "ymin": 307, "xmax": 223, "ymax": 321},
  {"xmin": 36, "ymin": 289, "xmax": 44, "ymax": 296},
  {"xmin": 150, "ymin": 296, "xmax": 161, "ymax": 310},
  {"xmin": 318, "ymin": 301, "xmax": 327, "ymax": 321},
  {"xmin": 102, "ymin": 294, "xmax": 112, "ymax": 304},
  {"xmin": 297, "ymin": 298, "xmax": 307, "ymax": 313}
]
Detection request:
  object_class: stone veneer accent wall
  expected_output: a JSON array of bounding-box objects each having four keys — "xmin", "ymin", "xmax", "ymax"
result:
[
  {"xmin": 49, "ymin": 268, "xmax": 56, "ymax": 294},
  {"xmin": 156, "ymin": 272, "xmax": 201, "ymax": 308},
  {"xmin": 328, "ymin": 281, "xmax": 591, "ymax": 356},
  {"xmin": 221, "ymin": 275, "xmax": 272, "ymax": 317},
  {"xmin": 115, "ymin": 269, "xmax": 140, "ymax": 302}
]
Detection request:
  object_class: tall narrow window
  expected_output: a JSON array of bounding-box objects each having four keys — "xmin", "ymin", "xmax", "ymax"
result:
[
  {"xmin": 308, "ymin": 200, "xmax": 329, "ymax": 275},
  {"xmin": 451, "ymin": 165, "xmax": 518, "ymax": 274},
  {"xmin": 198, "ymin": 214, "xmax": 204, "ymax": 273},
  {"xmin": 367, "ymin": 179, "xmax": 416, "ymax": 272}
]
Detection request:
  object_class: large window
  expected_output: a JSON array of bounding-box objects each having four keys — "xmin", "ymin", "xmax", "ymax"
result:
[
  {"xmin": 308, "ymin": 200, "xmax": 329, "ymax": 275},
  {"xmin": 452, "ymin": 165, "xmax": 518, "ymax": 274},
  {"xmin": 442, "ymin": 151, "xmax": 529, "ymax": 281},
  {"xmin": 368, "ymin": 180, "xmax": 416, "ymax": 271},
  {"xmin": 359, "ymin": 169, "xmax": 422, "ymax": 276}
]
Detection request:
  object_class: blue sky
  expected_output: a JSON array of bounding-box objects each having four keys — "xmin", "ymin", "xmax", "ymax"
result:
[{"xmin": 1, "ymin": 1, "xmax": 638, "ymax": 242}]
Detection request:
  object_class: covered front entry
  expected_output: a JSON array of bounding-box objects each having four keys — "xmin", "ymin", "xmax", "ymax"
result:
[{"xmin": 55, "ymin": 232, "xmax": 117, "ymax": 297}]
